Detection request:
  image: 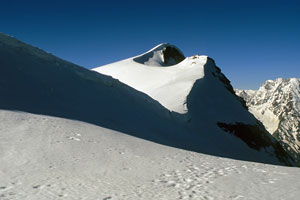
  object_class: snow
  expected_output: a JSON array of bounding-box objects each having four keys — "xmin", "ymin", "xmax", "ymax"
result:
[
  {"xmin": 93, "ymin": 46, "xmax": 253, "ymax": 124},
  {"xmin": 235, "ymin": 87, "xmax": 281, "ymax": 134},
  {"xmin": 0, "ymin": 33, "xmax": 192, "ymax": 152},
  {"xmin": 1, "ymin": 33, "xmax": 296, "ymax": 166},
  {"xmin": 1, "ymin": 110, "xmax": 300, "ymax": 200},
  {"xmin": 93, "ymin": 44, "xmax": 204, "ymax": 113},
  {"xmin": 1, "ymin": 32, "xmax": 288, "ymax": 165},
  {"xmin": 92, "ymin": 44, "xmax": 294, "ymax": 166},
  {"xmin": 0, "ymin": 32, "xmax": 276, "ymax": 166},
  {"xmin": 248, "ymin": 106, "xmax": 280, "ymax": 134},
  {"xmin": 236, "ymin": 78, "xmax": 300, "ymax": 164},
  {"xmin": 0, "ymin": 33, "xmax": 299, "ymax": 199}
]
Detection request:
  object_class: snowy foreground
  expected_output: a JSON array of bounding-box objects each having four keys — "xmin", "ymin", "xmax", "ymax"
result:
[{"xmin": 1, "ymin": 110, "xmax": 300, "ymax": 200}]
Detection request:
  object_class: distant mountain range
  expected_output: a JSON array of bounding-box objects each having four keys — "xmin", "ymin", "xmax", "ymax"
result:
[{"xmin": 236, "ymin": 78, "xmax": 300, "ymax": 164}]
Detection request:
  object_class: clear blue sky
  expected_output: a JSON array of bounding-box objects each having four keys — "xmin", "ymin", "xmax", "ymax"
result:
[{"xmin": 1, "ymin": 0, "xmax": 299, "ymax": 89}]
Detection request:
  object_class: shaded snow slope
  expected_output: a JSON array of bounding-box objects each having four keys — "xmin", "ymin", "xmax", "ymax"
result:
[
  {"xmin": 236, "ymin": 78, "xmax": 300, "ymax": 164},
  {"xmin": 0, "ymin": 33, "xmax": 293, "ymax": 165},
  {"xmin": 1, "ymin": 110, "xmax": 300, "ymax": 200},
  {"xmin": 94, "ymin": 44, "xmax": 294, "ymax": 166}
]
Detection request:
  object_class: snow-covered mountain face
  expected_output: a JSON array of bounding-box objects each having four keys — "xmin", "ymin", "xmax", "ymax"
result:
[
  {"xmin": 93, "ymin": 44, "xmax": 294, "ymax": 166},
  {"xmin": 236, "ymin": 78, "xmax": 300, "ymax": 164},
  {"xmin": 0, "ymin": 33, "xmax": 294, "ymax": 166},
  {"xmin": 94, "ymin": 44, "xmax": 207, "ymax": 113}
]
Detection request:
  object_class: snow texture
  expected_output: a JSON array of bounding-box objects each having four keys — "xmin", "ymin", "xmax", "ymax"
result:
[{"xmin": 1, "ymin": 110, "xmax": 300, "ymax": 200}]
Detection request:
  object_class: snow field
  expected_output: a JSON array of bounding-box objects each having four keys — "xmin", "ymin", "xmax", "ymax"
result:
[{"xmin": 1, "ymin": 110, "xmax": 300, "ymax": 200}]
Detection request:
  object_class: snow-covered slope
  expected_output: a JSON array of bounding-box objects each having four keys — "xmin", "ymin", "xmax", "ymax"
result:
[
  {"xmin": 0, "ymin": 33, "xmax": 294, "ymax": 166},
  {"xmin": 94, "ymin": 43, "xmax": 195, "ymax": 113},
  {"xmin": 93, "ymin": 43, "xmax": 294, "ymax": 166},
  {"xmin": 236, "ymin": 78, "xmax": 300, "ymax": 163},
  {"xmin": 1, "ymin": 110, "xmax": 300, "ymax": 200}
]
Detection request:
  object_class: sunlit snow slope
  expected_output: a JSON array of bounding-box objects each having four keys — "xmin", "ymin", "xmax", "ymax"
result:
[{"xmin": 94, "ymin": 44, "xmax": 195, "ymax": 113}]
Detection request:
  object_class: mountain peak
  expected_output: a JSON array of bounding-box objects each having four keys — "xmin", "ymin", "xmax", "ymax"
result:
[
  {"xmin": 133, "ymin": 43, "xmax": 185, "ymax": 66},
  {"xmin": 93, "ymin": 47, "xmax": 294, "ymax": 166}
]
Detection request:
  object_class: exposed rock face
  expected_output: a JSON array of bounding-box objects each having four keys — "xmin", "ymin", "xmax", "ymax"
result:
[
  {"xmin": 217, "ymin": 122, "xmax": 293, "ymax": 166},
  {"xmin": 133, "ymin": 43, "xmax": 185, "ymax": 66},
  {"xmin": 162, "ymin": 46, "xmax": 185, "ymax": 65},
  {"xmin": 236, "ymin": 78, "xmax": 300, "ymax": 164}
]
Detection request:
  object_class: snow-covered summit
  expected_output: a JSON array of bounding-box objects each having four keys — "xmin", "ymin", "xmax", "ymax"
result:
[
  {"xmin": 93, "ymin": 44, "xmax": 243, "ymax": 116},
  {"xmin": 94, "ymin": 47, "xmax": 207, "ymax": 113},
  {"xmin": 236, "ymin": 78, "xmax": 300, "ymax": 164},
  {"xmin": 93, "ymin": 44, "xmax": 294, "ymax": 166},
  {"xmin": 133, "ymin": 43, "xmax": 185, "ymax": 66}
]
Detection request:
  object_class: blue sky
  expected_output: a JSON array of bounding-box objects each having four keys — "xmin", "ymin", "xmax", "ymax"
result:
[{"xmin": 1, "ymin": 0, "xmax": 299, "ymax": 89}]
